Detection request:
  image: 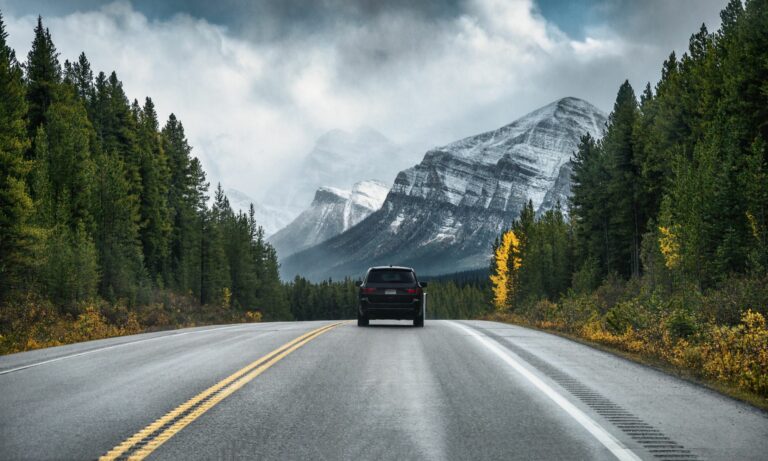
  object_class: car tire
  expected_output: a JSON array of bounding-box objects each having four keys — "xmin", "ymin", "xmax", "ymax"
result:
[
  {"xmin": 414, "ymin": 316, "xmax": 424, "ymax": 328},
  {"xmin": 357, "ymin": 313, "xmax": 369, "ymax": 327}
]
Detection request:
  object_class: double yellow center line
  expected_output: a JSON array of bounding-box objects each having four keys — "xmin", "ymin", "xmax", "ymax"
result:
[{"xmin": 100, "ymin": 321, "xmax": 345, "ymax": 461}]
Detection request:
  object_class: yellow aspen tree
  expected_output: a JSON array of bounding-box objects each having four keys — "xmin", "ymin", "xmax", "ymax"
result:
[
  {"xmin": 658, "ymin": 225, "xmax": 681, "ymax": 270},
  {"xmin": 491, "ymin": 230, "xmax": 521, "ymax": 311}
]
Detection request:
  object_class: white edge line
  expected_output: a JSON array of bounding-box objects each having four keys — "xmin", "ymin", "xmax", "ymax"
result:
[
  {"xmin": 0, "ymin": 324, "xmax": 249, "ymax": 376},
  {"xmin": 449, "ymin": 321, "xmax": 642, "ymax": 461}
]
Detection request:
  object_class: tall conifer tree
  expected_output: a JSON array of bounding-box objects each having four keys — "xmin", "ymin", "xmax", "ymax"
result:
[
  {"xmin": 0, "ymin": 13, "xmax": 34, "ymax": 298},
  {"xmin": 25, "ymin": 16, "xmax": 60, "ymax": 139}
]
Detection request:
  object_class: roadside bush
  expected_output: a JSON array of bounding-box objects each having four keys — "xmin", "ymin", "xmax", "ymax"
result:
[
  {"xmin": 487, "ymin": 274, "xmax": 768, "ymax": 399},
  {"xmin": 0, "ymin": 287, "xmax": 268, "ymax": 355},
  {"xmin": 665, "ymin": 307, "xmax": 698, "ymax": 340},
  {"xmin": 558, "ymin": 292, "xmax": 599, "ymax": 330},
  {"xmin": 0, "ymin": 292, "xmax": 60, "ymax": 353},
  {"xmin": 244, "ymin": 311, "xmax": 262, "ymax": 322},
  {"xmin": 604, "ymin": 299, "xmax": 647, "ymax": 335},
  {"xmin": 700, "ymin": 310, "xmax": 768, "ymax": 395},
  {"xmin": 700, "ymin": 275, "xmax": 768, "ymax": 326}
]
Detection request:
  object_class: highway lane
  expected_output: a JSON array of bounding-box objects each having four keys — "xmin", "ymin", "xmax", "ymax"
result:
[{"xmin": 1, "ymin": 320, "xmax": 766, "ymax": 460}]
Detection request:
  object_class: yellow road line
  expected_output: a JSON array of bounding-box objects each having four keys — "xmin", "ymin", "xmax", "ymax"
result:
[{"xmin": 100, "ymin": 322, "xmax": 345, "ymax": 461}]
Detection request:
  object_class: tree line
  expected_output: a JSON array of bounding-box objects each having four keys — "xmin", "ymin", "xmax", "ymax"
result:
[
  {"xmin": 488, "ymin": 0, "xmax": 768, "ymax": 398},
  {"xmin": 492, "ymin": 0, "xmax": 767, "ymax": 310},
  {"xmin": 284, "ymin": 275, "xmax": 490, "ymax": 321},
  {"xmin": 0, "ymin": 13, "xmax": 493, "ymax": 351},
  {"xmin": 573, "ymin": 0, "xmax": 766, "ymax": 289},
  {"xmin": 0, "ymin": 14, "xmax": 291, "ymax": 347}
]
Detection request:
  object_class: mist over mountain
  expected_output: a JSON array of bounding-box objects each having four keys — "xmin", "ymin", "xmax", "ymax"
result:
[
  {"xmin": 280, "ymin": 97, "xmax": 607, "ymax": 281},
  {"xmin": 225, "ymin": 188, "xmax": 299, "ymax": 237},
  {"xmin": 264, "ymin": 127, "xmax": 411, "ymax": 211}
]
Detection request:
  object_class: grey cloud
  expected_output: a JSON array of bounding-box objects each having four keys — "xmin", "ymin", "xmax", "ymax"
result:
[
  {"xmin": 591, "ymin": 0, "xmax": 724, "ymax": 46},
  {"xmin": 0, "ymin": 0, "xmax": 730, "ymax": 202},
  {"xmin": 2, "ymin": 0, "xmax": 465, "ymax": 40},
  {"xmin": 332, "ymin": 12, "xmax": 453, "ymax": 82}
]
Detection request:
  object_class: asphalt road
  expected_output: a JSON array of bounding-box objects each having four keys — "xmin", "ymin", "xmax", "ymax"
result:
[{"xmin": 1, "ymin": 320, "xmax": 766, "ymax": 460}]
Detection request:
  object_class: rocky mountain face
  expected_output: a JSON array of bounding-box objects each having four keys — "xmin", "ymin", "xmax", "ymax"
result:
[
  {"xmin": 268, "ymin": 180, "xmax": 389, "ymax": 259},
  {"xmin": 280, "ymin": 97, "xmax": 607, "ymax": 281}
]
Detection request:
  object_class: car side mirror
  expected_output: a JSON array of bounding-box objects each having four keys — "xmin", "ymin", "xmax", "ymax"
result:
[
  {"xmin": 419, "ymin": 282, "xmax": 428, "ymax": 288},
  {"xmin": 355, "ymin": 280, "xmax": 363, "ymax": 287}
]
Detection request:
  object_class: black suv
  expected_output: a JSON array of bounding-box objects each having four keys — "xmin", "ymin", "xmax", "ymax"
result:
[{"xmin": 356, "ymin": 266, "xmax": 427, "ymax": 327}]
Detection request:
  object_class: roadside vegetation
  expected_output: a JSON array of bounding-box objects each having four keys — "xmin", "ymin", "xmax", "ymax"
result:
[
  {"xmin": 283, "ymin": 274, "xmax": 490, "ymax": 321},
  {"xmin": 0, "ymin": 14, "xmax": 287, "ymax": 354},
  {"xmin": 0, "ymin": 9, "xmax": 491, "ymax": 354},
  {"xmin": 489, "ymin": 0, "xmax": 768, "ymax": 402},
  {"xmin": 424, "ymin": 278, "xmax": 490, "ymax": 320}
]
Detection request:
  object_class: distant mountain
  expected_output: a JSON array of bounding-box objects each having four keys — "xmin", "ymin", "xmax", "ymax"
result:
[
  {"xmin": 268, "ymin": 180, "xmax": 388, "ymax": 259},
  {"xmin": 265, "ymin": 127, "xmax": 410, "ymax": 210},
  {"xmin": 225, "ymin": 188, "xmax": 298, "ymax": 238},
  {"xmin": 280, "ymin": 97, "xmax": 607, "ymax": 281}
]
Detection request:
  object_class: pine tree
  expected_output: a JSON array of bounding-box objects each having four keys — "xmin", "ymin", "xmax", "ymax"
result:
[
  {"xmin": 137, "ymin": 97, "xmax": 171, "ymax": 282},
  {"xmin": 603, "ymin": 81, "xmax": 641, "ymax": 277},
  {"xmin": 92, "ymin": 150, "xmax": 146, "ymax": 302},
  {"xmin": 91, "ymin": 72, "xmax": 142, "ymax": 201},
  {"xmin": 70, "ymin": 52, "xmax": 94, "ymax": 103},
  {"xmin": 743, "ymin": 138, "xmax": 768, "ymax": 272},
  {"xmin": 162, "ymin": 114, "xmax": 203, "ymax": 295},
  {"xmin": 41, "ymin": 219, "xmax": 99, "ymax": 314},
  {"xmin": 571, "ymin": 132, "xmax": 610, "ymax": 279},
  {"xmin": 201, "ymin": 184, "xmax": 231, "ymax": 305},
  {"xmin": 0, "ymin": 12, "xmax": 34, "ymax": 299},
  {"xmin": 658, "ymin": 0, "xmax": 767, "ymax": 285},
  {"xmin": 259, "ymin": 244, "xmax": 292, "ymax": 320},
  {"xmin": 39, "ymin": 91, "xmax": 96, "ymax": 229},
  {"xmin": 25, "ymin": 16, "xmax": 61, "ymax": 139}
]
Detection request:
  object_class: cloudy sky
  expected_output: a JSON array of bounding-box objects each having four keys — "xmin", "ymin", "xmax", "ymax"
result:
[{"xmin": 1, "ymin": 0, "xmax": 725, "ymax": 201}]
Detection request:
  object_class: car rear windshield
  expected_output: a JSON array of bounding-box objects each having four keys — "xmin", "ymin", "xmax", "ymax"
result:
[{"xmin": 366, "ymin": 269, "xmax": 415, "ymax": 284}]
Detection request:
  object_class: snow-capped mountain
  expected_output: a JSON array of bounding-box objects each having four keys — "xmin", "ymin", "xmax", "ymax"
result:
[
  {"xmin": 268, "ymin": 180, "xmax": 389, "ymax": 259},
  {"xmin": 280, "ymin": 97, "xmax": 607, "ymax": 281},
  {"xmin": 226, "ymin": 188, "xmax": 299, "ymax": 238},
  {"xmin": 266, "ymin": 127, "xmax": 410, "ymax": 210}
]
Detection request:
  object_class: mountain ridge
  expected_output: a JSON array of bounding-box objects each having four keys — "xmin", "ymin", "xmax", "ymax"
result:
[
  {"xmin": 268, "ymin": 180, "xmax": 388, "ymax": 259},
  {"xmin": 280, "ymin": 97, "xmax": 607, "ymax": 281}
]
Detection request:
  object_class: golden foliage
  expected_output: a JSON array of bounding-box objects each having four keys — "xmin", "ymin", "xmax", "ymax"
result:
[
  {"xmin": 485, "ymin": 293, "xmax": 768, "ymax": 398},
  {"xmin": 244, "ymin": 311, "xmax": 262, "ymax": 323},
  {"xmin": 698, "ymin": 310, "xmax": 768, "ymax": 394},
  {"xmin": 221, "ymin": 287, "xmax": 232, "ymax": 309},
  {"xmin": 746, "ymin": 211, "xmax": 759, "ymax": 240},
  {"xmin": 658, "ymin": 225, "xmax": 681, "ymax": 270},
  {"xmin": 0, "ymin": 290, "xmax": 268, "ymax": 355},
  {"xmin": 490, "ymin": 230, "xmax": 521, "ymax": 311}
]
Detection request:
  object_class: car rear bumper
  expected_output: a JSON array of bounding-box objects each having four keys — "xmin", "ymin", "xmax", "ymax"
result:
[{"xmin": 359, "ymin": 299, "xmax": 421, "ymax": 320}]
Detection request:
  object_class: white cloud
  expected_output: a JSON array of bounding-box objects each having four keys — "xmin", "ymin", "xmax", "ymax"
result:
[{"xmin": 2, "ymin": 0, "xmax": 722, "ymax": 202}]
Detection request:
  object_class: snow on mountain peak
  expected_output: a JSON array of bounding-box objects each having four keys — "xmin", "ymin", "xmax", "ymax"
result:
[
  {"xmin": 392, "ymin": 96, "xmax": 607, "ymax": 212},
  {"xmin": 443, "ymin": 97, "xmax": 604, "ymax": 164},
  {"xmin": 350, "ymin": 180, "xmax": 389, "ymax": 210},
  {"xmin": 268, "ymin": 179, "xmax": 388, "ymax": 259},
  {"xmin": 279, "ymin": 97, "xmax": 608, "ymax": 281},
  {"xmin": 315, "ymin": 186, "xmax": 352, "ymax": 202}
]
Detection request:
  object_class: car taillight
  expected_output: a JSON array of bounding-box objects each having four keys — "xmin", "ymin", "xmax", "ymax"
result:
[
  {"xmin": 406, "ymin": 288, "xmax": 420, "ymax": 294},
  {"xmin": 361, "ymin": 287, "xmax": 376, "ymax": 294}
]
